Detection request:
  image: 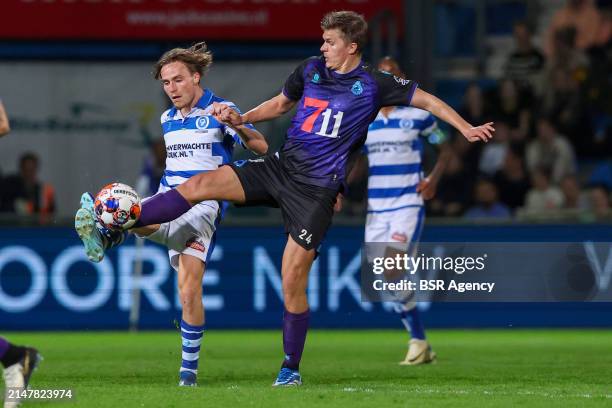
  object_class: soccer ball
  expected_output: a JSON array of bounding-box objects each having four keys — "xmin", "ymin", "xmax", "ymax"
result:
[{"xmin": 94, "ymin": 183, "xmax": 141, "ymax": 230}]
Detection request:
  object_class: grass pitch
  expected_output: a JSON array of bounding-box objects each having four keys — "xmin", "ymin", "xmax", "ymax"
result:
[{"xmin": 3, "ymin": 330, "xmax": 611, "ymax": 407}]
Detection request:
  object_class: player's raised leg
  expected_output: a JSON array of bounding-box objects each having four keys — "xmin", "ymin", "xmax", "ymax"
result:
[
  {"xmin": 273, "ymin": 236, "xmax": 316, "ymax": 387},
  {"xmin": 1, "ymin": 337, "xmax": 40, "ymax": 408},
  {"xmin": 177, "ymin": 254, "xmax": 205, "ymax": 387},
  {"xmin": 133, "ymin": 166, "xmax": 245, "ymax": 229}
]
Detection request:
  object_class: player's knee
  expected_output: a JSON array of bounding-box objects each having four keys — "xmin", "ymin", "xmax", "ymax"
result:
[
  {"xmin": 178, "ymin": 174, "xmax": 209, "ymax": 203},
  {"xmin": 179, "ymin": 285, "xmax": 202, "ymax": 308},
  {"xmin": 282, "ymin": 277, "xmax": 306, "ymax": 300}
]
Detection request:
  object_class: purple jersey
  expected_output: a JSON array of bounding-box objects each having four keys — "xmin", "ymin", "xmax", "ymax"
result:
[{"xmin": 280, "ymin": 56, "xmax": 418, "ymax": 191}]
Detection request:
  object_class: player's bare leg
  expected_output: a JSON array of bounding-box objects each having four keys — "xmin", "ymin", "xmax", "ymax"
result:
[
  {"xmin": 177, "ymin": 254, "xmax": 205, "ymax": 387},
  {"xmin": 273, "ymin": 236, "xmax": 316, "ymax": 387},
  {"xmin": 177, "ymin": 166, "xmax": 246, "ymax": 205}
]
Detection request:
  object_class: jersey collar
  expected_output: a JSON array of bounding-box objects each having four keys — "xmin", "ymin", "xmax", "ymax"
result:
[{"xmin": 168, "ymin": 88, "xmax": 215, "ymax": 118}]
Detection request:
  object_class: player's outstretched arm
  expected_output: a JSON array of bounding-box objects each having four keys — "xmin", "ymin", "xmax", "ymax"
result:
[
  {"xmin": 241, "ymin": 93, "xmax": 297, "ymax": 125},
  {"xmin": 410, "ymin": 88, "xmax": 494, "ymax": 143},
  {"xmin": 0, "ymin": 101, "xmax": 10, "ymax": 137}
]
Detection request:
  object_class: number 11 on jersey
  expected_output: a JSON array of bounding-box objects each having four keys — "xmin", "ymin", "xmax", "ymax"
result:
[{"xmin": 301, "ymin": 97, "xmax": 344, "ymax": 138}]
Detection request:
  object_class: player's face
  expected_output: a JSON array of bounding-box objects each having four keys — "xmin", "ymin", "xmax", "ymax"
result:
[
  {"xmin": 160, "ymin": 61, "xmax": 201, "ymax": 110},
  {"xmin": 320, "ymin": 29, "xmax": 356, "ymax": 70}
]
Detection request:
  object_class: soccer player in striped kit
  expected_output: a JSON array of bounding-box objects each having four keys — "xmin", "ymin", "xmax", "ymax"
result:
[
  {"xmin": 80, "ymin": 11, "xmax": 493, "ymax": 386},
  {"xmin": 363, "ymin": 56, "xmax": 449, "ymax": 365},
  {"xmin": 74, "ymin": 43, "xmax": 267, "ymax": 387}
]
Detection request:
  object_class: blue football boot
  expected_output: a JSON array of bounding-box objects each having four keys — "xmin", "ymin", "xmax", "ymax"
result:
[
  {"xmin": 74, "ymin": 192, "xmax": 105, "ymax": 262},
  {"xmin": 178, "ymin": 371, "xmax": 197, "ymax": 387},
  {"xmin": 272, "ymin": 367, "xmax": 302, "ymax": 387}
]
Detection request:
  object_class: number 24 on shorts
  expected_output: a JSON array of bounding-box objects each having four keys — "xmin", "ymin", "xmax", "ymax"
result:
[{"xmin": 299, "ymin": 229, "xmax": 312, "ymax": 244}]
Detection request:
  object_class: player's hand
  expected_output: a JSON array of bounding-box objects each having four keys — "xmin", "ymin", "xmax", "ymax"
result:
[
  {"xmin": 462, "ymin": 122, "xmax": 494, "ymax": 143},
  {"xmin": 334, "ymin": 193, "xmax": 343, "ymax": 213},
  {"xmin": 211, "ymin": 102, "xmax": 244, "ymax": 127},
  {"xmin": 416, "ymin": 177, "xmax": 437, "ymax": 200}
]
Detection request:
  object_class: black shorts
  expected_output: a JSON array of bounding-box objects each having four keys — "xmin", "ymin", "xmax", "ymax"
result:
[{"xmin": 229, "ymin": 154, "xmax": 337, "ymax": 251}]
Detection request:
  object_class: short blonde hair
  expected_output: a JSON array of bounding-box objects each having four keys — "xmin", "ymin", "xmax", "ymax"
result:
[{"xmin": 321, "ymin": 11, "xmax": 368, "ymax": 52}]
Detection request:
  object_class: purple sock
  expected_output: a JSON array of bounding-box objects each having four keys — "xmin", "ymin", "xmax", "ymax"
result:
[
  {"xmin": 0, "ymin": 337, "xmax": 8, "ymax": 359},
  {"xmin": 134, "ymin": 189, "xmax": 192, "ymax": 228},
  {"xmin": 281, "ymin": 309, "xmax": 310, "ymax": 371}
]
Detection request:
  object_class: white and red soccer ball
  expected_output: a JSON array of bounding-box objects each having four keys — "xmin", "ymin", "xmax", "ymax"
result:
[{"xmin": 94, "ymin": 183, "xmax": 141, "ymax": 230}]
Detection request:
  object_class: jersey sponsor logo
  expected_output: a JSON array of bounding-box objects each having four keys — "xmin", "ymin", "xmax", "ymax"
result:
[
  {"xmin": 351, "ymin": 80, "xmax": 363, "ymax": 95},
  {"xmin": 391, "ymin": 232, "xmax": 408, "ymax": 243},
  {"xmin": 394, "ymin": 76, "xmax": 410, "ymax": 86},
  {"xmin": 196, "ymin": 116, "xmax": 210, "ymax": 129},
  {"xmin": 311, "ymin": 72, "xmax": 320, "ymax": 84},
  {"xmin": 186, "ymin": 237, "xmax": 205, "ymax": 253},
  {"xmin": 399, "ymin": 119, "xmax": 414, "ymax": 130}
]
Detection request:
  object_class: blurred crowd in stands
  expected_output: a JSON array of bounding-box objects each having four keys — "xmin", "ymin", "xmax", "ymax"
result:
[
  {"xmin": 346, "ymin": 0, "xmax": 612, "ymax": 221},
  {"xmin": 1, "ymin": 0, "xmax": 610, "ymax": 224}
]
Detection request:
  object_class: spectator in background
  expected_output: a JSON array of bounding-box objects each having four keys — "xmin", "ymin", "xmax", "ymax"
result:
[
  {"xmin": 135, "ymin": 138, "xmax": 167, "ymax": 197},
  {"xmin": 490, "ymin": 78, "xmax": 531, "ymax": 141},
  {"xmin": 547, "ymin": 26, "xmax": 590, "ymax": 77},
  {"xmin": 479, "ymin": 121, "xmax": 510, "ymax": 177},
  {"xmin": 0, "ymin": 153, "xmax": 56, "ymax": 219},
  {"xmin": 504, "ymin": 20, "xmax": 545, "ymax": 98},
  {"xmin": 523, "ymin": 168, "xmax": 564, "ymax": 214},
  {"xmin": 457, "ymin": 83, "xmax": 487, "ymax": 176},
  {"xmin": 428, "ymin": 150, "xmax": 472, "ymax": 217},
  {"xmin": 464, "ymin": 178, "xmax": 511, "ymax": 219},
  {"xmin": 0, "ymin": 99, "xmax": 9, "ymax": 137},
  {"xmin": 560, "ymin": 175, "xmax": 589, "ymax": 210},
  {"xmin": 526, "ymin": 117, "xmax": 576, "ymax": 184},
  {"xmin": 546, "ymin": 0, "xmax": 602, "ymax": 57},
  {"xmin": 589, "ymin": 185, "xmax": 611, "ymax": 218},
  {"xmin": 493, "ymin": 146, "xmax": 531, "ymax": 212},
  {"xmin": 542, "ymin": 66, "xmax": 592, "ymax": 153}
]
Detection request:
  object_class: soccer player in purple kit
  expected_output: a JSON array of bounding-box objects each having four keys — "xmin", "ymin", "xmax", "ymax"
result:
[{"xmin": 87, "ymin": 11, "xmax": 494, "ymax": 386}]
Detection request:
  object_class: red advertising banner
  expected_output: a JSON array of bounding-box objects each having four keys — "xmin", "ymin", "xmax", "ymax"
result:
[{"xmin": 0, "ymin": 0, "xmax": 402, "ymax": 41}]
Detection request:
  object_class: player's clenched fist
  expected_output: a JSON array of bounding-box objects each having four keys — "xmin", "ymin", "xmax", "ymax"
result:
[{"xmin": 211, "ymin": 102, "xmax": 244, "ymax": 127}]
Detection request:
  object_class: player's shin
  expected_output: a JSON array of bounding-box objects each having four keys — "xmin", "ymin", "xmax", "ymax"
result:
[
  {"xmin": 281, "ymin": 308, "xmax": 310, "ymax": 371},
  {"xmin": 179, "ymin": 320, "xmax": 204, "ymax": 386},
  {"xmin": 396, "ymin": 303, "xmax": 426, "ymax": 340}
]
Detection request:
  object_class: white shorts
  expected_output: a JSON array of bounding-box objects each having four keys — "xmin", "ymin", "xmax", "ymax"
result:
[
  {"xmin": 141, "ymin": 197, "xmax": 220, "ymax": 272},
  {"xmin": 364, "ymin": 206, "xmax": 425, "ymax": 261}
]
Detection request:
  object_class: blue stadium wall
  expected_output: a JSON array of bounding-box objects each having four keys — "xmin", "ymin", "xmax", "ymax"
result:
[{"xmin": 0, "ymin": 224, "xmax": 610, "ymax": 330}]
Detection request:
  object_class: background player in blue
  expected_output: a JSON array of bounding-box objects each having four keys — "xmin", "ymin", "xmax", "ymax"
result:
[
  {"xmin": 92, "ymin": 11, "xmax": 494, "ymax": 386},
  {"xmin": 74, "ymin": 43, "xmax": 267, "ymax": 387},
  {"xmin": 362, "ymin": 56, "xmax": 449, "ymax": 365}
]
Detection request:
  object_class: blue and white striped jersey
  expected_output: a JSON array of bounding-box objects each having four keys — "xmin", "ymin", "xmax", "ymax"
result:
[
  {"xmin": 159, "ymin": 89, "xmax": 253, "ymax": 192},
  {"xmin": 365, "ymin": 106, "xmax": 437, "ymax": 213}
]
